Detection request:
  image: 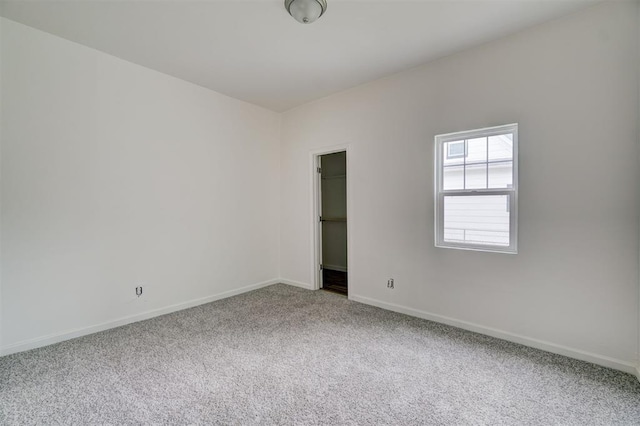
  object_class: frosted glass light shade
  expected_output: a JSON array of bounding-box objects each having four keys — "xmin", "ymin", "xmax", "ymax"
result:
[{"xmin": 285, "ymin": 0, "xmax": 327, "ymax": 24}]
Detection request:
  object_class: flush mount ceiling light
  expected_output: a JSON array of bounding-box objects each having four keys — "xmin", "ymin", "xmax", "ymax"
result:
[{"xmin": 285, "ymin": 0, "xmax": 327, "ymax": 24}]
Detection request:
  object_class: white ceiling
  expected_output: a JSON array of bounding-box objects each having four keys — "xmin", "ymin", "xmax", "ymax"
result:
[{"xmin": 0, "ymin": 0, "xmax": 600, "ymax": 112}]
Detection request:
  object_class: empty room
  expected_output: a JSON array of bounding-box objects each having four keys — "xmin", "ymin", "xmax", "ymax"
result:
[{"xmin": 1, "ymin": 0, "xmax": 640, "ymax": 424}]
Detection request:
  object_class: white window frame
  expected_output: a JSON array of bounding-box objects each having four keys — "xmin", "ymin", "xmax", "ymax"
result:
[{"xmin": 434, "ymin": 123, "xmax": 518, "ymax": 254}]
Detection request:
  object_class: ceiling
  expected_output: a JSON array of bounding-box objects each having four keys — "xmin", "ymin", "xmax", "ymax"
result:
[{"xmin": 0, "ymin": 0, "xmax": 600, "ymax": 112}]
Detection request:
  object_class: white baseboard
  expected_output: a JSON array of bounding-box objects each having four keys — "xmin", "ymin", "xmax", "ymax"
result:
[
  {"xmin": 322, "ymin": 264, "xmax": 347, "ymax": 273},
  {"xmin": 4, "ymin": 280, "xmax": 635, "ymax": 379},
  {"xmin": 279, "ymin": 278, "xmax": 314, "ymax": 290},
  {"xmin": 0, "ymin": 278, "xmax": 280, "ymax": 357},
  {"xmin": 349, "ymin": 293, "xmax": 637, "ymax": 375}
]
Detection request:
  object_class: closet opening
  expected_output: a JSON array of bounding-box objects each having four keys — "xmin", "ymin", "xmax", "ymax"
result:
[{"xmin": 315, "ymin": 151, "xmax": 348, "ymax": 296}]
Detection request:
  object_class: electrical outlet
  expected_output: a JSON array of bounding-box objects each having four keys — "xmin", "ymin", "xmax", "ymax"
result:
[{"xmin": 387, "ymin": 278, "xmax": 394, "ymax": 289}]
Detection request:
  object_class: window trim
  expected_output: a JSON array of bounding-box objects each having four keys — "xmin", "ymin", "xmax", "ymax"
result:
[{"xmin": 434, "ymin": 123, "xmax": 518, "ymax": 254}]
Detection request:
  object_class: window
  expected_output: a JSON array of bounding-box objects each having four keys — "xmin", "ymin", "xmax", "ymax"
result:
[{"xmin": 434, "ymin": 124, "xmax": 518, "ymax": 253}]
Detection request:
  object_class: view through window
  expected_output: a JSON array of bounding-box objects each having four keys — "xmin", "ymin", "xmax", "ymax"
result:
[{"xmin": 435, "ymin": 124, "xmax": 518, "ymax": 253}]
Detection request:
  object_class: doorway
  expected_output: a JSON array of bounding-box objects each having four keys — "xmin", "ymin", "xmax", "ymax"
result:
[{"xmin": 317, "ymin": 151, "xmax": 348, "ymax": 296}]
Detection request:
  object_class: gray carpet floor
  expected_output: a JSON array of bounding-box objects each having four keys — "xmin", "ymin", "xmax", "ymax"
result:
[{"xmin": 1, "ymin": 284, "xmax": 639, "ymax": 425}]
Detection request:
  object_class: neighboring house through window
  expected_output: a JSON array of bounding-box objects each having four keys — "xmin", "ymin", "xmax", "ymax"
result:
[
  {"xmin": 434, "ymin": 123, "xmax": 518, "ymax": 253},
  {"xmin": 446, "ymin": 140, "xmax": 466, "ymax": 159}
]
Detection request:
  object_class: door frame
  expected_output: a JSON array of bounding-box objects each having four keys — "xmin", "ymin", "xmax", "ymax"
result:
[{"xmin": 310, "ymin": 144, "xmax": 352, "ymax": 294}]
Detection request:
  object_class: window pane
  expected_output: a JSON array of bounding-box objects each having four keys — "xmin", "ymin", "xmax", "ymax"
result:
[
  {"xmin": 464, "ymin": 137, "xmax": 487, "ymax": 189},
  {"xmin": 488, "ymin": 134, "xmax": 513, "ymax": 162},
  {"xmin": 443, "ymin": 140, "xmax": 465, "ymax": 166},
  {"xmin": 487, "ymin": 134, "xmax": 513, "ymax": 189},
  {"xmin": 466, "ymin": 137, "xmax": 487, "ymax": 163},
  {"xmin": 448, "ymin": 141, "xmax": 465, "ymax": 158},
  {"xmin": 444, "ymin": 195, "xmax": 510, "ymax": 247},
  {"xmin": 464, "ymin": 163, "xmax": 487, "ymax": 189},
  {"xmin": 443, "ymin": 164, "xmax": 464, "ymax": 190},
  {"xmin": 488, "ymin": 161, "xmax": 513, "ymax": 188}
]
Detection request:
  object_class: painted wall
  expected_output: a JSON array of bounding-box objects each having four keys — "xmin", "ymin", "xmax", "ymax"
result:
[
  {"xmin": 280, "ymin": 2, "xmax": 640, "ymax": 370},
  {"xmin": 637, "ymin": 0, "xmax": 640, "ymax": 381},
  {"xmin": 0, "ymin": 18, "xmax": 281, "ymax": 350},
  {"xmin": 0, "ymin": 18, "xmax": 3, "ymax": 352}
]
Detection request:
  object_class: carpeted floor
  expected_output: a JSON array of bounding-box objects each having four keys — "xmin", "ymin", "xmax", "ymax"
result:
[{"xmin": 1, "ymin": 284, "xmax": 639, "ymax": 425}]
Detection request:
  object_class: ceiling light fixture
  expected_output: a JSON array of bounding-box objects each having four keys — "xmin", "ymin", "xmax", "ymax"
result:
[{"xmin": 285, "ymin": 0, "xmax": 327, "ymax": 24}]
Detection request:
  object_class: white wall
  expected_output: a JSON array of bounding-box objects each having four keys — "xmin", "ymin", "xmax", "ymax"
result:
[
  {"xmin": 280, "ymin": 1, "xmax": 640, "ymax": 371},
  {"xmin": 0, "ymin": 18, "xmax": 3, "ymax": 352},
  {"xmin": 637, "ymin": 0, "xmax": 640, "ymax": 381},
  {"xmin": 0, "ymin": 18, "xmax": 281, "ymax": 351}
]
